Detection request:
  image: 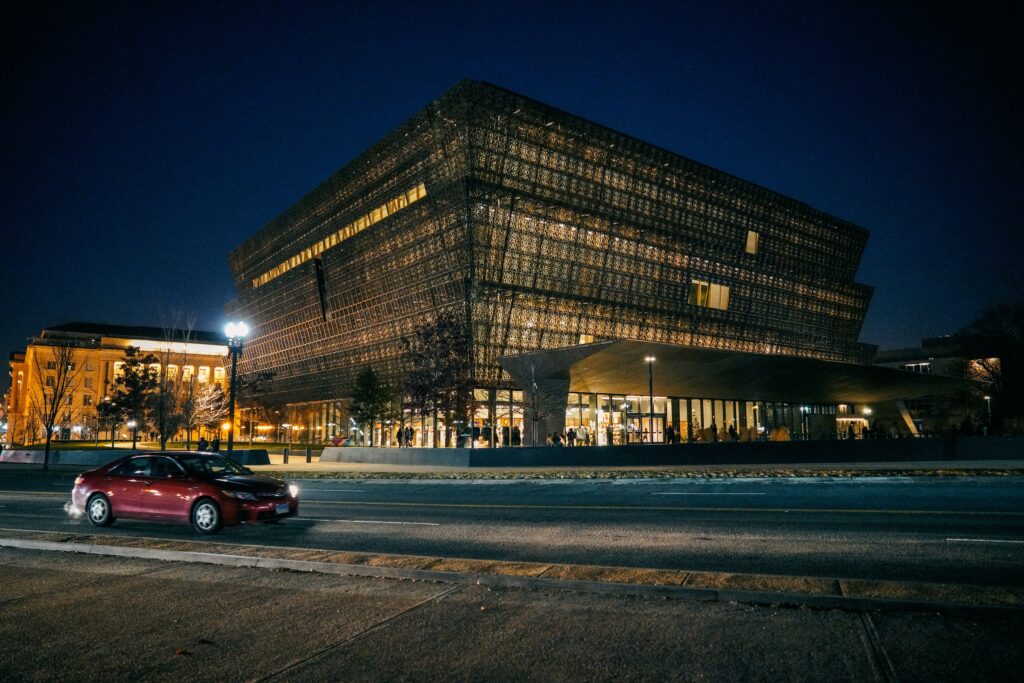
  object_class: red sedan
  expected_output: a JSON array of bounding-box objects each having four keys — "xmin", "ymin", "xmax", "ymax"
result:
[{"xmin": 71, "ymin": 452, "xmax": 299, "ymax": 534}]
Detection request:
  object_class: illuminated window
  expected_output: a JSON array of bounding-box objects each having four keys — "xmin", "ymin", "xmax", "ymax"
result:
[
  {"xmin": 113, "ymin": 362, "xmax": 124, "ymax": 377},
  {"xmin": 688, "ymin": 280, "xmax": 730, "ymax": 310},
  {"xmin": 167, "ymin": 365, "xmax": 178, "ymax": 380},
  {"xmin": 83, "ymin": 394, "xmax": 93, "ymax": 406},
  {"xmin": 579, "ymin": 334, "xmax": 594, "ymax": 344},
  {"xmin": 902, "ymin": 362, "xmax": 930, "ymax": 374},
  {"xmin": 251, "ymin": 183, "xmax": 428, "ymax": 288},
  {"xmin": 214, "ymin": 367, "xmax": 225, "ymax": 384},
  {"xmin": 745, "ymin": 230, "xmax": 759, "ymax": 255},
  {"xmin": 182, "ymin": 365, "xmax": 195, "ymax": 381},
  {"xmin": 84, "ymin": 377, "xmax": 94, "ymax": 388},
  {"xmin": 198, "ymin": 366, "xmax": 210, "ymax": 384}
]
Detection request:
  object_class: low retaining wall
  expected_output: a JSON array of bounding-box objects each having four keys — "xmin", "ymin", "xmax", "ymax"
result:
[
  {"xmin": 0, "ymin": 448, "xmax": 270, "ymax": 467},
  {"xmin": 321, "ymin": 436, "xmax": 1024, "ymax": 468}
]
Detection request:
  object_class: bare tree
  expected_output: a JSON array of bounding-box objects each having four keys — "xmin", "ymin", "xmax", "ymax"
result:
[
  {"xmin": 152, "ymin": 312, "xmax": 198, "ymax": 448},
  {"xmin": 181, "ymin": 383, "xmax": 228, "ymax": 448},
  {"xmin": 29, "ymin": 338, "xmax": 82, "ymax": 470},
  {"xmin": 523, "ymin": 361, "xmax": 560, "ymax": 447}
]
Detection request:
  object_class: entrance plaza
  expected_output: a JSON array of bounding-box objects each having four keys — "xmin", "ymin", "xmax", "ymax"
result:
[{"xmin": 298, "ymin": 340, "xmax": 970, "ymax": 449}]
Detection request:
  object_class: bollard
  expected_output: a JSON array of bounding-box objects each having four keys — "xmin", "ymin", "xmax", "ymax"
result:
[
  {"xmin": 283, "ymin": 447, "xmax": 289, "ymax": 464},
  {"xmin": 305, "ymin": 446, "xmax": 312, "ymax": 463}
]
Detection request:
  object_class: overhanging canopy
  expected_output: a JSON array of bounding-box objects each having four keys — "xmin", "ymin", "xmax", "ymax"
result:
[{"xmin": 499, "ymin": 340, "xmax": 976, "ymax": 404}]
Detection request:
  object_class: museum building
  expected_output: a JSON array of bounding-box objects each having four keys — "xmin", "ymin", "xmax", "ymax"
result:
[{"xmin": 227, "ymin": 80, "xmax": 963, "ymax": 446}]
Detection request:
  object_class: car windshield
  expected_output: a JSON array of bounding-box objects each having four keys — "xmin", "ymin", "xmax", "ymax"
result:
[{"xmin": 178, "ymin": 455, "xmax": 251, "ymax": 478}]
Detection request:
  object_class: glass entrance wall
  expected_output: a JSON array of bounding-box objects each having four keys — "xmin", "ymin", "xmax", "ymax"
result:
[{"xmin": 289, "ymin": 392, "xmax": 840, "ymax": 447}]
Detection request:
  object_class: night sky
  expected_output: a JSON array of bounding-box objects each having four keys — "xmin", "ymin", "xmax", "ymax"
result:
[{"xmin": 3, "ymin": 1, "xmax": 1021, "ymax": 394}]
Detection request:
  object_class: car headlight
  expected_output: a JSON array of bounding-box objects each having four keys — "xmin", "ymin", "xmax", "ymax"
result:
[
  {"xmin": 222, "ymin": 490, "xmax": 258, "ymax": 501},
  {"xmin": 288, "ymin": 484, "xmax": 299, "ymax": 498}
]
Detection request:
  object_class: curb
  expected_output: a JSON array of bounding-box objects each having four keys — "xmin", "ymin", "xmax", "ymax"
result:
[{"xmin": 3, "ymin": 537, "xmax": 1021, "ymax": 618}]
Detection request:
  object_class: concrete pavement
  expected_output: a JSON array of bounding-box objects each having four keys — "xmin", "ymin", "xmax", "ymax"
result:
[{"xmin": 2, "ymin": 547, "xmax": 1022, "ymax": 682}]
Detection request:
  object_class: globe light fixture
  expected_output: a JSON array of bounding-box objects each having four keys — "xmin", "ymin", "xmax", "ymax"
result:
[{"xmin": 223, "ymin": 321, "xmax": 250, "ymax": 453}]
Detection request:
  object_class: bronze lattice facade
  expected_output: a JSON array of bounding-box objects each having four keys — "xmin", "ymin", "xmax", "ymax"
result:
[{"xmin": 228, "ymin": 80, "xmax": 874, "ymax": 405}]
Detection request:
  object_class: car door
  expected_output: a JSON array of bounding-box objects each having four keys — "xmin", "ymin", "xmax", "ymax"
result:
[
  {"xmin": 144, "ymin": 457, "xmax": 196, "ymax": 520},
  {"xmin": 107, "ymin": 456, "xmax": 155, "ymax": 518}
]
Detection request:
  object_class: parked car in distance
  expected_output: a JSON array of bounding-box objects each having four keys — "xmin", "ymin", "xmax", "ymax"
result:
[{"xmin": 71, "ymin": 451, "xmax": 299, "ymax": 534}]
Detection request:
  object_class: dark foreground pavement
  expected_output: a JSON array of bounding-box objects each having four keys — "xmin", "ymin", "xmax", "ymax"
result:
[{"xmin": 2, "ymin": 548, "xmax": 1022, "ymax": 682}]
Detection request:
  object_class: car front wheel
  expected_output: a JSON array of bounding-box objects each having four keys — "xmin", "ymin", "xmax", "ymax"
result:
[
  {"xmin": 191, "ymin": 499, "xmax": 223, "ymax": 534},
  {"xmin": 87, "ymin": 494, "xmax": 114, "ymax": 527}
]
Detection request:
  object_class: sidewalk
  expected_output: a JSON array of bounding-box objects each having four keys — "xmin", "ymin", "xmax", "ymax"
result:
[
  {"xmin": 2, "ymin": 457, "xmax": 1023, "ymax": 478},
  {"xmin": 2, "ymin": 545, "xmax": 1021, "ymax": 682},
  {"xmin": 248, "ymin": 455, "xmax": 1024, "ymax": 479}
]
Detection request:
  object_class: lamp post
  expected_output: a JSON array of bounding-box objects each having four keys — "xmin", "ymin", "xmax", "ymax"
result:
[
  {"xmin": 102, "ymin": 395, "xmax": 116, "ymax": 448},
  {"xmin": 127, "ymin": 420, "xmax": 137, "ymax": 449},
  {"xmin": 224, "ymin": 321, "xmax": 249, "ymax": 454},
  {"xmin": 644, "ymin": 356, "xmax": 656, "ymax": 443},
  {"xmin": 983, "ymin": 395, "xmax": 992, "ymax": 423}
]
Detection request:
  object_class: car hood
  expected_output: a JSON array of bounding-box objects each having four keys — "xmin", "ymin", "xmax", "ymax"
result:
[{"xmin": 214, "ymin": 474, "xmax": 286, "ymax": 491}]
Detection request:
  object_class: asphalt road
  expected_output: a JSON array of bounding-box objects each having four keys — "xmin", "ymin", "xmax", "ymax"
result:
[{"xmin": 1, "ymin": 473, "xmax": 1023, "ymax": 585}]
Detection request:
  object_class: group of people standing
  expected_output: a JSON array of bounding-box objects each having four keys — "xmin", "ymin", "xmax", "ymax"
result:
[
  {"xmin": 196, "ymin": 436, "xmax": 220, "ymax": 452},
  {"xmin": 392, "ymin": 425, "xmax": 524, "ymax": 447}
]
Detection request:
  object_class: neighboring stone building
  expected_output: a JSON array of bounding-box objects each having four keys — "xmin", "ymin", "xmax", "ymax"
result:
[
  {"xmin": 6, "ymin": 322, "xmax": 229, "ymax": 446},
  {"xmin": 227, "ymin": 80, "xmax": 963, "ymax": 446}
]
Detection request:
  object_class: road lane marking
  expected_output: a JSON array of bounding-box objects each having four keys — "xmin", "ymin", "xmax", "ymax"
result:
[
  {"xmin": 303, "ymin": 500, "xmax": 1024, "ymax": 516},
  {"xmin": 303, "ymin": 517, "xmax": 439, "ymax": 526},
  {"xmin": 946, "ymin": 538, "xmax": 1024, "ymax": 545},
  {"xmin": 651, "ymin": 492, "xmax": 766, "ymax": 496},
  {"xmin": 305, "ymin": 489, "xmax": 365, "ymax": 492}
]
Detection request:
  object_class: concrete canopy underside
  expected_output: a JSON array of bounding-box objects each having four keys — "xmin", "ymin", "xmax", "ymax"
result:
[{"xmin": 499, "ymin": 341, "xmax": 972, "ymax": 404}]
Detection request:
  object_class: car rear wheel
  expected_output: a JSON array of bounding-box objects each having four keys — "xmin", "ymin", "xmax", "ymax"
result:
[
  {"xmin": 87, "ymin": 494, "xmax": 114, "ymax": 527},
  {"xmin": 191, "ymin": 499, "xmax": 223, "ymax": 534}
]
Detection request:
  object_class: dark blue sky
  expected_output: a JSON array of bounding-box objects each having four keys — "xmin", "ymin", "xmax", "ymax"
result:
[{"xmin": 3, "ymin": 1, "xmax": 1020, "ymax": 393}]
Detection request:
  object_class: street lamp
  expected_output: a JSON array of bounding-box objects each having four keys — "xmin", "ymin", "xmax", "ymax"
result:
[
  {"xmin": 644, "ymin": 356, "xmax": 656, "ymax": 443},
  {"xmin": 224, "ymin": 321, "xmax": 250, "ymax": 454},
  {"xmin": 102, "ymin": 395, "xmax": 116, "ymax": 448},
  {"xmin": 127, "ymin": 420, "xmax": 137, "ymax": 449},
  {"xmin": 984, "ymin": 395, "xmax": 992, "ymax": 422}
]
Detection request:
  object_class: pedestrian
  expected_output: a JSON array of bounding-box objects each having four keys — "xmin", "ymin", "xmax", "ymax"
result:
[
  {"xmin": 567, "ymin": 427, "xmax": 576, "ymax": 447},
  {"xmin": 728, "ymin": 424, "xmax": 738, "ymax": 442},
  {"xmin": 198, "ymin": 436, "xmax": 208, "ymax": 452},
  {"xmin": 710, "ymin": 421, "xmax": 718, "ymax": 443},
  {"xmin": 511, "ymin": 425, "xmax": 521, "ymax": 446},
  {"xmin": 210, "ymin": 436, "xmax": 220, "ymax": 452},
  {"xmin": 846, "ymin": 424, "xmax": 855, "ymax": 440},
  {"xmin": 606, "ymin": 425, "xmax": 614, "ymax": 446},
  {"xmin": 396, "ymin": 427, "xmax": 403, "ymax": 447},
  {"xmin": 888, "ymin": 422, "xmax": 899, "ymax": 439},
  {"xmin": 665, "ymin": 424, "xmax": 675, "ymax": 445},
  {"xmin": 406, "ymin": 425, "xmax": 414, "ymax": 447}
]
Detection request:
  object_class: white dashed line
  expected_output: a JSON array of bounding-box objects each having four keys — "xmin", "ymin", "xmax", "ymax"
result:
[
  {"xmin": 946, "ymin": 537, "xmax": 1024, "ymax": 545},
  {"xmin": 651, "ymin": 492, "xmax": 766, "ymax": 496},
  {"xmin": 305, "ymin": 517, "xmax": 439, "ymax": 526}
]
